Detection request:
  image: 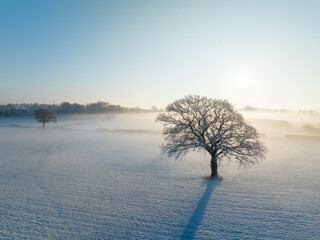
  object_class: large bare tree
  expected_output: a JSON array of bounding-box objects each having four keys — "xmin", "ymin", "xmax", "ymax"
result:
[{"xmin": 156, "ymin": 95, "xmax": 267, "ymax": 178}]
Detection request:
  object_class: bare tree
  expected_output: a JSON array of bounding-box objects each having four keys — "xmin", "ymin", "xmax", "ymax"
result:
[
  {"xmin": 156, "ymin": 95, "xmax": 267, "ymax": 178},
  {"xmin": 34, "ymin": 108, "xmax": 57, "ymax": 128}
]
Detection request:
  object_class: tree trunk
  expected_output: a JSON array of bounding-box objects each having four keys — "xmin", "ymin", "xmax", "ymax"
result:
[
  {"xmin": 42, "ymin": 121, "xmax": 45, "ymax": 129},
  {"xmin": 210, "ymin": 155, "xmax": 218, "ymax": 178}
]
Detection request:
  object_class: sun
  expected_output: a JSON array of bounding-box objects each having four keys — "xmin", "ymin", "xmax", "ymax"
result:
[{"xmin": 234, "ymin": 74, "xmax": 249, "ymax": 87}]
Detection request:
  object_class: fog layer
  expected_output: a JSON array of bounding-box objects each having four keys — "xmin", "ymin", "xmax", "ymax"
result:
[{"xmin": 0, "ymin": 112, "xmax": 319, "ymax": 239}]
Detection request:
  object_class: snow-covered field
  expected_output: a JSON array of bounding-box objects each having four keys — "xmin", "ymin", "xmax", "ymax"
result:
[{"xmin": 0, "ymin": 112, "xmax": 319, "ymax": 239}]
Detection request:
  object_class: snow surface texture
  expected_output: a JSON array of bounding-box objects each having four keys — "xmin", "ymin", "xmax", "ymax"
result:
[{"xmin": 0, "ymin": 113, "xmax": 319, "ymax": 239}]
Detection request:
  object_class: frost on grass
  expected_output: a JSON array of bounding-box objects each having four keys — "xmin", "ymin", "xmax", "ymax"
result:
[{"xmin": 0, "ymin": 113, "xmax": 319, "ymax": 239}]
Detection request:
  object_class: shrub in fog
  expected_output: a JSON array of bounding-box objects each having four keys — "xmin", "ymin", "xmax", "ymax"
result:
[{"xmin": 34, "ymin": 108, "xmax": 57, "ymax": 128}]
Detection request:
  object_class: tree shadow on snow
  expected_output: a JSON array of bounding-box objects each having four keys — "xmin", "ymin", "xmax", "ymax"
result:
[{"xmin": 180, "ymin": 177, "xmax": 222, "ymax": 239}]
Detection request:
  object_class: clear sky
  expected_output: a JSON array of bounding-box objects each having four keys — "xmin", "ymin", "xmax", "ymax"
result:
[{"xmin": 0, "ymin": 0, "xmax": 319, "ymax": 110}]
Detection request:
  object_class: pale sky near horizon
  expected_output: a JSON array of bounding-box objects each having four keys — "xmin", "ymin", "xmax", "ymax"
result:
[{"xmin": 0, "ymin": 0, "xmax": 319, "ymax": 110}]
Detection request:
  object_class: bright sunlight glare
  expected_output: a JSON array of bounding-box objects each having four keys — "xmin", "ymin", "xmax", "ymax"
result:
[{"xmin": 234, "ymin": 74, "xmax": 249, "ymax": 87}]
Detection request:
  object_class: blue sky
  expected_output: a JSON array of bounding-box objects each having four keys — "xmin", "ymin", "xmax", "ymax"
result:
[{"xmin": 0, "ymin": 0, "xmax": 319, "ymax": 110}]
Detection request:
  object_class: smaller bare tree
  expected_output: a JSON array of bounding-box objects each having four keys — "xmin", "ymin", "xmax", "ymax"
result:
[
  {"xmin": 156, "ymin": 95, "xmax": 267, "ymax": 178},
  {"xmin": 34, "ymin": 108, "xmax": 57, "ymax": 128}
]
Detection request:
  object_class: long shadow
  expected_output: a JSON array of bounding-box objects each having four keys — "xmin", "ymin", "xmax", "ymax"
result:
[{"xmin": 180, "ymin": 178, "xmax": 221, "ymax": 239}]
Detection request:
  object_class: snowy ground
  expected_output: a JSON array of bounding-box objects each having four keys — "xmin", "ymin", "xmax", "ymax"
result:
[{"xmin": 0, "ymin": 113, "xmax": 319, "ymax": 239}]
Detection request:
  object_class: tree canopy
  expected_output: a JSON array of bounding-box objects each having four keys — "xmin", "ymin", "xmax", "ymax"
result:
[
  {"xmin": 34, "ymin": 108, "xmax": 57, "ymax": 128},
  {"xmin": 156, "ymin": 95, "xmax": 267, "ymax": 177}
]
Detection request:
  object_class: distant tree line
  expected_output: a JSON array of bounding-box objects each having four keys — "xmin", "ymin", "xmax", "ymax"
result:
[
  {"xmin": 241, "ymin": 106, "xmax": 319, "ymax": 115},
  {"xmin": 0, "ymin": 101, "xmax": 158, "ymax": 117}
]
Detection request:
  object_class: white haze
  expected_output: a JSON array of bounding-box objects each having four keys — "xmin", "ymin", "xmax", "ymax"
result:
[{"xmin": 0, "ymin": 112, "xmax": 319, "ymax": 239}]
